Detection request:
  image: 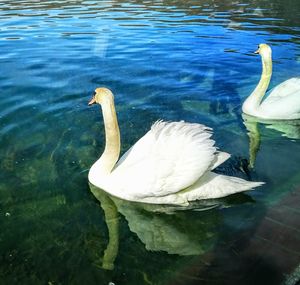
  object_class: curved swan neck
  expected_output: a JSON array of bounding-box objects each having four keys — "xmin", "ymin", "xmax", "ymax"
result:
[
  {"xmin": 255, "ymin": 53, "xmax": 272, "ymax": 100},
  {"xmin": 243, "ymin": 52, "xmax": 272, "ymax": 114},
  {"xmin": 96, "ymin": 97, "xmax": 121, "ymax": 175}
]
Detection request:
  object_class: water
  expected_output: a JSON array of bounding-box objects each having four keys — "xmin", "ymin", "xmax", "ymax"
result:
[{"xmin": 1, "ymin": 0, "xmax": 300, "ymax": 284}]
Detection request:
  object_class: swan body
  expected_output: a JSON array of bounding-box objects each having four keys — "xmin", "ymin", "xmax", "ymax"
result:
[
  {"xmin": 88, "ymin": 88, "xmax": 263, "ymax": 206},
  {"xmin": 242, "ymin": 44, "xmax": 300, "ymax": 120}
]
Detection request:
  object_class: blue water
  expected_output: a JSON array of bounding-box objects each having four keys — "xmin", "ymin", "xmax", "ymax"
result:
[{"xmin": 1, "ymin": 1, "xmax": 300, "ymax": 284}]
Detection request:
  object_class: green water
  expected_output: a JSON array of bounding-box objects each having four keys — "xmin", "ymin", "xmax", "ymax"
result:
[{"xmin": 0, "ymin": 0, "xmax": 300, "ymax": 284}]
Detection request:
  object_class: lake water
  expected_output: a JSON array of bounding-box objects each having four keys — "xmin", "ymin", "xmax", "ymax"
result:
[{"xmin": 1, "ymin": 0, "xmax": 300, "ymax": 284}]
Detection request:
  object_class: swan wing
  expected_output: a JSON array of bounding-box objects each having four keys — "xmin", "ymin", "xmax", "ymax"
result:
[
  {"xmin": 180, "ymin": 172, "xmax": 264, "ymax": 201},
  {"xmin": 111, "ymin": 121, "xmax": 218, "ymax": 199},
  {"xmin": 263, "ymin": 77, "xmax": 300, "ymax": 104},
  {"xmin": 210, "ymin": 151, "xmax": 230, "ymax": 169},
  {"xmin": 259, "ymin": 77, "xmax": 300, "ymax": 119}
]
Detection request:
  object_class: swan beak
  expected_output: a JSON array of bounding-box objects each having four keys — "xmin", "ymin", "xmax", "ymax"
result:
[
  {"xmin": 88, "ymin": 96, "xmax": 96, "ymax": 106},
  {"xmin": 254, "ymin": 49, "xmax": 260, "ymax": 54}
]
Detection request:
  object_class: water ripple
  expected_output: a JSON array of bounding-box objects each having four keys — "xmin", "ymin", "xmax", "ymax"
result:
[{"xmin": 0, "ymin": 0, "xmax": 300, "ymax": 233}]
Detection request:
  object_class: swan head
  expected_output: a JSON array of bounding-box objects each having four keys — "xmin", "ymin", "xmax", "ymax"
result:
[
  {"xmin": 255, "ymin": 44, "xmax": 272, "ymax": 58},
  {"xmin": 88, "ymin": 87, "xmax": 114, "ymax": 105}
]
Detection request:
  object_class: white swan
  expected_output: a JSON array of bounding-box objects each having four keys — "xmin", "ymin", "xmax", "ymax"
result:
[
  {"xmin": 242, "ymin": 43, "xmax": 300, "ymax": 120},
  {"xmin": 88, "ymin": 87, "xmax": 263, "ymax": 205}
]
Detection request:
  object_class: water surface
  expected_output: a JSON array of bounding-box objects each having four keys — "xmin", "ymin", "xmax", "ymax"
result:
[{"xmin": 1, "ymin": 0, "xmax": 300, "ymax": 284}]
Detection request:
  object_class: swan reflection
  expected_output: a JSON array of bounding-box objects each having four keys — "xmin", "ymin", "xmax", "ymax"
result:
[
  {"xmin": 242, "ymin": 113, "xmax": 300, "ymax": 168},
  {"xmin": 89, "ymin": 183, "xmax": 227, "ymax": 270}
]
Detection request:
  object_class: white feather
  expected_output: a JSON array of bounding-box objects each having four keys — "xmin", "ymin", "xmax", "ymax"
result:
[
  {"xmin": 110, "ymin": 121, "xmax": 216, "ymax": 198},
  {"xmin": 92, "ymin": 120, "xmax": 263, "ymax": 205},
  {"xmin": 260, "ymin": 77, "xmax": 300, "ymax": 119},
  {"xmin": 264, "ymin": 77, "xmax": 300, "ymax": 103},
  {"xmin": 89, "ymin": 88, "xmax": 263, "ymax": 206},
  {"xmin": 242, "ymin": 44, "xmax": 300, "ymax": 120}
]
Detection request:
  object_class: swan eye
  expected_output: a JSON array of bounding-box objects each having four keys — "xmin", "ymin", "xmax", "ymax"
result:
[{"xmin": 94, "ymin": 91, "xmax": 96, "ymax": 96}]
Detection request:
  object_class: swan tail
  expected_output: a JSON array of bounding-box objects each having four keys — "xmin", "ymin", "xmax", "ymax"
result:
[
  {"xmin": 180, "ymin": 172, "xmax": 264, "ymax": 202},
  {"xmin": 131, "ymin": 173, "xmax": 264, "ymax": 206},
  {"xmin": 210, "ymin": 151, "xmax": 230, "ymax": 170}
]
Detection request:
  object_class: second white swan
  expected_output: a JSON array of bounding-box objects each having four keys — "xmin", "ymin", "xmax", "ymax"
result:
[
  {"xmin": 242, "ymin": 43, "xmax": 300, "ymax": 120},
  {"xmin": 88, "ymin": 87, "xmax": 263, "ymax": 205}
]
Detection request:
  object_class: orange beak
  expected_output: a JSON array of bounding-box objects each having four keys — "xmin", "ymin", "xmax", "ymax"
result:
[
  {"xmin": 88, "ymin": 96, "xmax": 96, "ymax": 106},
  {"xmin": 254, "ymin": 48, "xmax": 260, "ymax": 54}
]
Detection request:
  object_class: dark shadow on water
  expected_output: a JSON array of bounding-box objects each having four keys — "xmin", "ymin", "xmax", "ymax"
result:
[
  {"xmin": 88, "ymin": 180, "xmax": 268, "ymax": 285},
  {"xmin": 242, "ymin": 113, "xmax": 300, "ymax": 168}
]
